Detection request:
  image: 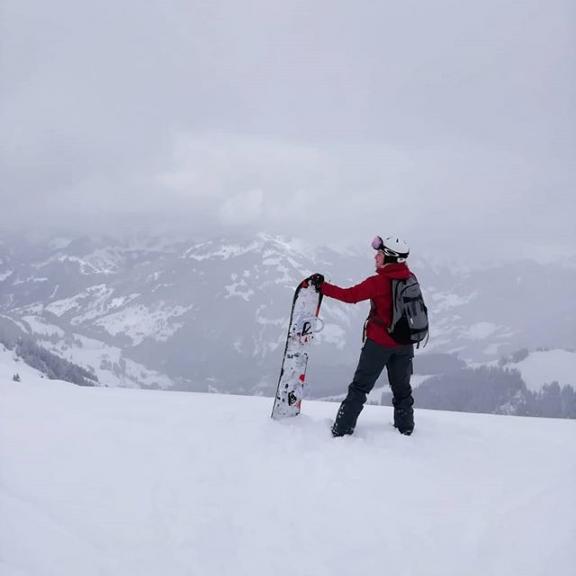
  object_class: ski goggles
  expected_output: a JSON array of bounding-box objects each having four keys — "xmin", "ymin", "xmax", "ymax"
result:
[{"xmin": 371, "ymin": 236, "xmax": 384, "ymax": 251}]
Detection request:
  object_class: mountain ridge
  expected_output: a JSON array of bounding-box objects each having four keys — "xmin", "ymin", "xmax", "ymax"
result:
[{"xmin": 2, "ymin": 233, "xmax": 575, "ymax": 399}]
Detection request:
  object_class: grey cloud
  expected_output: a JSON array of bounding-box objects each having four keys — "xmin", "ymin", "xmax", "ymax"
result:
[{"xmin": 1, "ymin": 0, "xmax": 574, "ymax": 260}]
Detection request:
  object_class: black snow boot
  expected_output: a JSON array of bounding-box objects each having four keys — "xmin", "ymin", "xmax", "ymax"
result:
[
  {"xmin": 394, "ymin": 407, "xmax": 414, "ymax": 435},
  {"xmin": 331, "ymin": 422, "xmax": 354, "ymax": 437},
  {"xmin": 393, "ymin": 396, "xmax": 414, "ymax": 436},
  {"xmin": 331, "ymin": 400, "xmax": 360, "ymax": 437}
]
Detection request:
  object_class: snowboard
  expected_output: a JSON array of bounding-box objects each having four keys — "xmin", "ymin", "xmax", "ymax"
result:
[{"xmin": 271, "ymin": 276, "xmax": 323, "ymax": 419}]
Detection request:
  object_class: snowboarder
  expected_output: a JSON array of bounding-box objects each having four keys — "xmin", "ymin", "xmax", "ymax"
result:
[{"xmin": 310, "ymin": 235, "xmax": 422, "ymax": 437}]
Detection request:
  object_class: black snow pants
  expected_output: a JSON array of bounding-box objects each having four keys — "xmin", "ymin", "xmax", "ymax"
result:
[{"xmin": 332, "ymin": 338, "xmax": 414, "ymax": 436}]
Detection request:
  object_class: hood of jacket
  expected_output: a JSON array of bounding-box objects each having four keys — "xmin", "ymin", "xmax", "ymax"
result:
[{"xmin": 376, "ymin": 262, "xmax": 412, "ymax": 280}]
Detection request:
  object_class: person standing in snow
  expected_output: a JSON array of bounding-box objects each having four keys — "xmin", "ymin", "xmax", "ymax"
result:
[{"xmin": 311, "ymin": 235, "xmax": 419, "ymax": 437}]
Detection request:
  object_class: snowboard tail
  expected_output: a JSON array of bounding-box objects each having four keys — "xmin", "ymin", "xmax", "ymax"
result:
[{"xmin": 271, "ymin": 277, "xmax": 323, "ymax": 419}]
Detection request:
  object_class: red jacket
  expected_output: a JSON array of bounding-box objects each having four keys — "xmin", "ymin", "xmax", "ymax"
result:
[{"xmin": 321, "ymin": 263, "xmax": 413, "ymax": 347}]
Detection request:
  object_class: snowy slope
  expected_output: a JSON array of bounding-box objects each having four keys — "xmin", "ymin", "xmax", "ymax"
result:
[
  {"xmin": 0, "ymin": 345, "xmax": 43, "ymax": 382},
  {"xmin": 501, "ymin": 349, "xmax": 576, "ymax": 392},
  {"xmin": 2, "ymin": 374, "xmax": 575, "ymax": 576}
]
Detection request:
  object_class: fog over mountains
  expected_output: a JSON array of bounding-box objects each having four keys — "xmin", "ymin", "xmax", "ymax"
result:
[{"xmin": 1, "ymin": 232, "xmax": 575, "ymax": 413}]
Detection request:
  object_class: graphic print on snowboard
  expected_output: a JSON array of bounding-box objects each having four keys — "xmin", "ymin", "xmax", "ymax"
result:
[{"xmin": 271, "ymin": 277, "xmax": 323, "ymax": 419}]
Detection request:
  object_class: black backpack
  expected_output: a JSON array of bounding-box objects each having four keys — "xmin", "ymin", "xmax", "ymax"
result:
[{"xmin": 388, "ymin": 274, "xmax": 429, "ymax": 346}]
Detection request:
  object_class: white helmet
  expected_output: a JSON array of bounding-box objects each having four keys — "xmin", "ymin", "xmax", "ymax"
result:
[{"xmin": 372, "ymin": 235, "xmax": 410, "ymax": 262}]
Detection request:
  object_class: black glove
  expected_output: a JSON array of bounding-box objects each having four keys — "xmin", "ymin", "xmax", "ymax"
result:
[{"xmin": 309, "ymin": 273, "xmax": 325, "ymax": 290}]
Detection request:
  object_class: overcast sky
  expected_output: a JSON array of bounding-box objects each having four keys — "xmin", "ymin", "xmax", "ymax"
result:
[{"xmin": 1, "ymin": 0, "xmax": 574, "ymax": 261}]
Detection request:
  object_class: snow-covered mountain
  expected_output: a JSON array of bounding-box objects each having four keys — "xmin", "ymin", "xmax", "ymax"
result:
[
  {"xmin": 1, "ymin": 372, "xmax": 575, "ymax": 576},
  {"xmin": 498, "ymin": 348, "xmax": 576, "ymax": 392},
  {"xmin": 1, "ymin": 233, "xmax": 575, "ymax": 398}
]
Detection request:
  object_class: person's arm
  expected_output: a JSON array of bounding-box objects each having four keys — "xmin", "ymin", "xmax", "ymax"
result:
[{"xmin": 321, "ymin": 276, "xmax": 377, "ymax": 304}]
